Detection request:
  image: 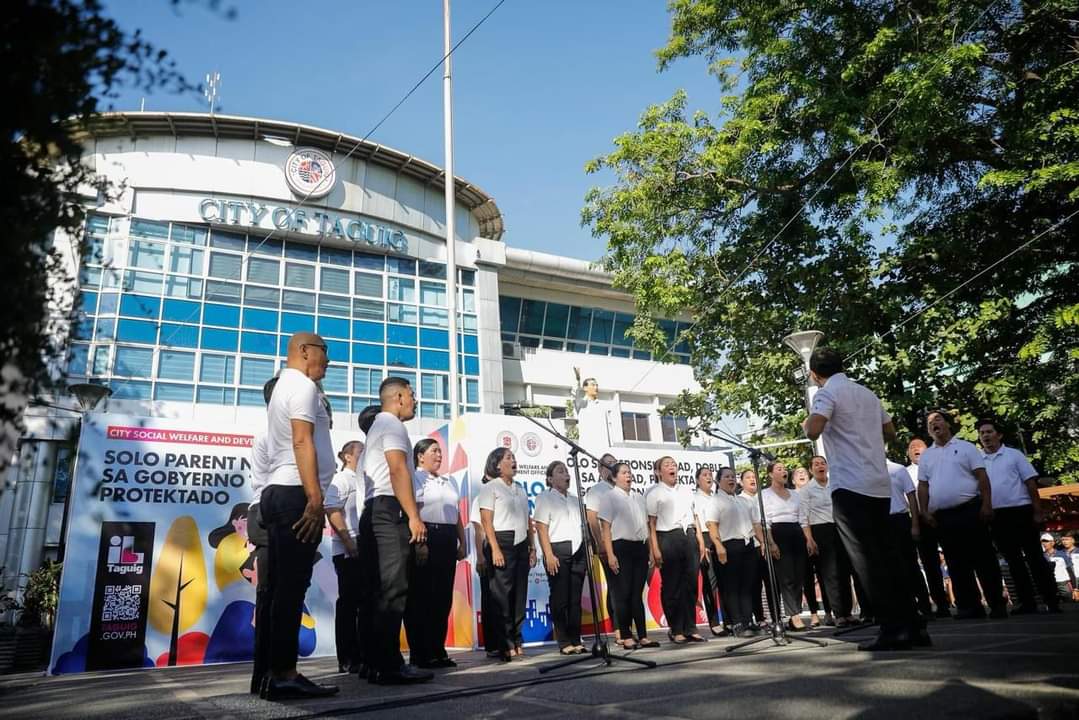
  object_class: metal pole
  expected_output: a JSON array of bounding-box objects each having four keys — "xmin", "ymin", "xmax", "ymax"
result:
[{"xmin": 443, "ymin": 0, "xmax": 461, "ymax": 419}]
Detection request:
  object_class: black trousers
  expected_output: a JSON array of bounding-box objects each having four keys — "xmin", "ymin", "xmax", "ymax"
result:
[
  {"xmin": 486, "ymin": 532, "xmax": 530, "ymax": 652},
  {"xmin": 261, "ymin": 485, "xmax": 318, "ymax": 674},
  {"xmin": 699, "ymin": 536, "xmax": 722, "ymax": 626},
  {"xmin": 751, "ymin": 545, "xmax": 776, "ymax": 623},
  {"xmin": 936, "ymin": 498, "xmax": 1005, "ymax": 611},
  {"xmin": 369, "ymin": 495, "xmax": 412, "ymax": 673},
  {"xmin": 478, "ymin": 561, "xmax": 496, "ymax": 651},
  {"xmin": 718, "ymin": 538, "xmax": 756, "ymax": 627},
  {"xmin": 770, "ymin": 522, "xmax": 807, "ymax": 619},
  {"xmin": 657, "ymin": 529, "xmax": 699, "ymax": 636},
  {"xmin": 832, "ymin": 489, "xmax": 920, "ymax": 636},
  {"xmin": 811, "ymin": 522, "xmax": 853, "ymax": 618},
  {"xmin": 803, "ymin": 549, "xmax": 827, "ymax": 614},
  {"xmin": 356, "ymin": 502, "xmax": 377, "ymax": 668},
  {"xmin": 889, "ymin": 513, "xmax": 933, "ymax": 615},
  {"xmin": 405, "ymin": 523, "xmax": 459, "ymax": 664},
  {"xmin": 609, "ymin": 539, "xmax": 649, "ymax": 639},
  {"xmin": 332, "ymin": 554, "xmax": 361, "ymax": 668},
  {"xmin": 546, "ymin": 541, "xmax": 586, "ymax": 648},
  {"xmin": 992, "ymin": 505, "xmax": 1058, "ymax": 609},
  {"xmin": 916, "ymin": 522, "xmax": 952, "ymax": 610},
  {"xmin": 247, "ymin": 502, "xmax": 272, "ymax": 687}
]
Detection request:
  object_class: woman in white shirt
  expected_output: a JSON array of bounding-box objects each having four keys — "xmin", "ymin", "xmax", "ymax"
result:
[
  {"xmin": 693, "ymin": 467, "xmax": 724, "ymax": 636},
  {"xmin": 404, "ymin": 439, "xmax": 466, "ymax": 669},
  {"xmin": 647, "ymin": 456, "xmax": 707, "ymax": 644},
  {"xmin": 478, "ymin": 448, "xmax": 536, "ymax": 661},
  {"xmin": 706, "ymin": 467, "xmax": 765, "ymax": 638},
  {"xmin": 470, "ymin": 474, "xmax": 499, "ymax": 658},
  {"xmin": 325, "ymin": 440, "xmax": 363, "ymax": 674},
  {"xmin": 762, "ymin": 462, "xmax": 809, "ymax": 630},
  {"xmin": 599, "ymin": 462, "xmax": 658, "ymax": 649},
  {"xmin": 534, "ymin": 461, "xmax": 587, "ymax": 655}
]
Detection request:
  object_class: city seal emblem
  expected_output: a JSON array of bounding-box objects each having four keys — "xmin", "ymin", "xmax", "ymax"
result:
[{"xmin": 284, "ymin": 147, "xmax": 336, "ymax": 199}]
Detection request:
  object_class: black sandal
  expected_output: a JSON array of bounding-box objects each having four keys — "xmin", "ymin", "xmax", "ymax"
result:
[{"xmin": 638, "ymin": 638, "xmax": 660, "ymax": 648}]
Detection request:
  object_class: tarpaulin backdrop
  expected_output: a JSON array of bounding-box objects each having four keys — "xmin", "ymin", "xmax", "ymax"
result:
[{"xmin": 50, "ymin": 413, "xmax": 730, "ymax": 674}]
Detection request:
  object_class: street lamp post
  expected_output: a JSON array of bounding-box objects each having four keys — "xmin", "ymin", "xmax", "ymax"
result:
[{"xmin": 783, "ymin": 330, "xmax": 824, "ymax": 457}]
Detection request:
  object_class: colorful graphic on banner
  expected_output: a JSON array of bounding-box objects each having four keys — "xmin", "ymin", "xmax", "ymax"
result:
[{"xmin": 86, "ymin": 522, "xmax": 155, "ymax": 671}]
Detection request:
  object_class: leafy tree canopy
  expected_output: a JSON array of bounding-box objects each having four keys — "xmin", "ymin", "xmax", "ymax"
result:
[{"xmin": 584, "ymin": 0, "xmax": 1079, "ymax": 480}]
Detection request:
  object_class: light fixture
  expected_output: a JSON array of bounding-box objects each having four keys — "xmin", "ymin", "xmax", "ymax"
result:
[
  {"xmin": 261, "ymin": 135, "xmax": 293, "ymax": 148},
  {"xmin": 66, "ymin": 382, "xmax": 112, "ymax": 413},
  {"xmin": 783, "ymin": 330, "xmax": 824, "ymax": 366}
]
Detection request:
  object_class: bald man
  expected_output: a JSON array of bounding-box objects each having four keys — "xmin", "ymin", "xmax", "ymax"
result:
[{"xmin": 261, "ymin": 333, "xmax": 338, "ymax": 700}]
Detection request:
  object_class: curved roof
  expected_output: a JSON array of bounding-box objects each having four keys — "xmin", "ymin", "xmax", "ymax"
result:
[{"xmin": 76, "ymin": 111, "xmax": 504, "ymax": 241}]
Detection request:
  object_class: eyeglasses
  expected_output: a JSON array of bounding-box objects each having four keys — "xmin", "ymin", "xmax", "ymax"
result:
[{"xmin": 302, "ymin": 342, "xmax": 329, "ymax": 358}]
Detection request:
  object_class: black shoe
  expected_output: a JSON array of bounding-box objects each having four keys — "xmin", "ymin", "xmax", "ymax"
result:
[
  {"xmin": 431, "ymin": 657, "xmax": 457, "ymax": 668},
  {"xmin": 954, "ymin": 607, "xmax": 987, "ymax": 620},
  {"xmin": 369, "ymin": 665, "xmax": 435, "ymax": 685},
  {"xmin": 250, "ymin": 674, "xmax": 264, "ymax": 695},
  {"xmin": 339, "ymin": 664, "xmax": 349, "ymax": 674},
  {"xmin": 354, "ymin": 663, "xmax": 369, "ymax": 679},
  {"xmin": 989, "ymin": 605, "xmax": 1008, "ymax": 620},
  {"xmin": 1010, "ymin": 604, "xmax": 1038, "ymax": 616},
  {"xmin": 935, "ymin": 606, "xmax": 953, "ymax": 619},
  {"xmin": 910, "ymin": 628, "xmax": 933, "ymax": 647},
  {"xmin": 485, "ymin": 649, "xmax": 503, "ymax": 658},
  {"xmin": 858, "ymin": 632, "xmax": 911, "ymax": 651},
  {"xmin": 786, "ymin": 619, "xmax": 808, "ymax": 633},
  {"xmin": 264, "ymin": 675, "xmax": 339, "ymax": 700}
]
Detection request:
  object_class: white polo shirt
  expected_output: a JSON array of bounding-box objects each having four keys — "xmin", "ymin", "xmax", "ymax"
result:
[
  {"xmin": 762, "ymin": 486, "xmax": 804, "ymax": 527},
  {"xmin": 798, "ymin": 480, "xmax": 834, "ymax": 526},
  {"xmin": 693, "ymin": 490, "xmax": 719, "ymax": 531},
  {"xmin": 645, "ymin": 482, "xmax": 697, "ymax": 531},
  {"xmin": 709, "ymin": 491, "xmax": 755, "ymax": 543},
  {"xmin": 598, "ymin": 486, "xmax": 648, "ymax": 542},
  {"xmin": 887, "ymin": 460, "xmax": 915, "ymax": 515},
  {"xmin": 363, "ymin": 411, "xmax": 414, "ymax": 499},
  {"xmin": 324, "ymin": 468, "xmax": 360, "ymax": 556},
  {"xmin": 919, "ymin": 436, "xmax": 986, "ymax": 512},
  {"xmin": 265, "ymin": 368, "xmax": 335, "ymax": 493},
  {"xmin": 477, "ymin": 478, "xmax": 530, "ymax": 545},
  {"xmin": 249, "ymin": 432, "xmax": 270, "ymax": 506},
  {"xmin": 585, "ymin": 480, "xmax": 614, "ymax": 514},
  {"xmin": 533, "ymin": 489, "xmax": 583, "ymax": 553},
  {"xmin": 810, "ymin": 373, "xmax": 892, "ymax": 498},
  {"xmin": 738, "ymin": 492, "xmax": 763, "ymax": 524},
  {"xmin": 982, "ymin": 445, "xmax": 1038, "ymax": 509},
  {"xmin": 418, "ymin": 470, "xmax": 460, "ymax": 524}
]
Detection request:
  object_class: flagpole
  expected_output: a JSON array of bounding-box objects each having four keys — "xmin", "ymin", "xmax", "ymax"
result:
[{"xmin": 443, "ymin": 0, "xmax": 460, "ymax": 420}]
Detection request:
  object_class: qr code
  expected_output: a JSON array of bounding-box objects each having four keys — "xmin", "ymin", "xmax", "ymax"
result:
[{"xmin": 102, "ymin": 584, "xmax": 141, "ymax": 621}]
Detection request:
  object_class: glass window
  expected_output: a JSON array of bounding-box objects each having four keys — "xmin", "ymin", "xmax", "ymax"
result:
[
  {"xmin": 281, "ymin": 313, "xmax": 315, "ymax": 334},
  {"xmin": 420, "ymin": 402, "xmax": 450, "ymax": 420},
  {"xmin": 282, "ymin": 289, "xmax": 315, "ymax": 312},
  {"xmin": 238, "ymin": 389, "xmax": 265, "ymax": 407},
  {"xmin": 171, "ymin": 224, "xmax": 207, "ymax": 246},
  {"xmin": 421, "ymin": 373, "xmax": 449, "ymax": 400},
  {"xmin": 242, "ymin": 308, "xmax": 278, "ymax": 332},
  {"xmin": 355, "ymin": 252, "xmax": 384, "ymax": 271},
  {"xmin": 387, "ymin": 324, "xmax": 417, "ymax": 346},
  {"xmin": 165, "ymin": 275, "xmax": 202, "ymax": 299},
  {"xmin": 568, "ymin": 306, "xmax": 592, "ymax": 341},
  {"xmin": 284, "ymin": 262, "xmax": 315, "ymax": 289},
  {"xmin": 157, "ymin": 350, "xmax": 195, "ymax": 380},
  {"xmin": 591, "ymin": 310, "xmax": 614, "ymax": 344},
  {"xmin": 588, "ymin": 344, "xmax": 609, "ymax": 356},
  {"xmin": 97, "ymin": 292, "xmax": 119, "ymax": 315},
  {"xmin": 210, "ymin": 229, "xmax": 245, "ymax": 251},
  {"xmin": 465, "ymin": 378, "xmax": 479, "ymax": 405},
  {"xmin": 241, "ymin": 332, "xmax": 276, "ymax": 356},
  {"xmin": 459, "ymin": 268, "xmax": 476, "ymax": 286},
  {"xmin": 318, "ymin": 294, "xmax": 350, "ymax": 317},
  {"xmin": 86, "ymin": 214, "xmax": 109, "ymax": 237},
  {"xmin": 352, "ymin": 343, "xmax": 384, "ymax": 366},
  {"xmin": 460, "ymin": 334, "xmax": 479, "ymax": 354},
  {"xmin": 114, "ymin": 346, "xmax": 154, "ymax": 377},
  {"xmin": 119, "ymin": 294, "xmax": 160, "ymax": 320},
  {"xmin": 244, "ymin": 286, "xmax": 280, "ymax": 309},
  {"xmin": 611, "ymin": 347, "xmax": 631, "ymax": 358},
  {"xmin": 250, "ymin": 237, "xmax": 283, "ymax": 256},
  {"xmin": 284, "ymin": 241, "xmax": 318, "ymax": 261},
  {"xmin": 89, "ymin": 317, "xmax": 113, "ymax": 340},
  {"xmin": 354, "ymin": 299, "xmax": 384, "ymax": 320},
  {"xmin": 79, "ymin": 266, "xmax": 101, "ymax": 288},
  {"xmin": 203, "ymin": 303, "xmax": 240, "ymax": 327},
  {"xmin": 322, "ymin": 366, "xmax": 348, "ymax": 394},
  {"xmin": 205, "ymin": 280, "xmax": 241, "ymax": 303},
  {"xmin": 543, "ymin": 303, "xmax": 569, "ymax": 338},
  {"xmin": 102, "ymin": 267, "xmax": 123, "ymax": 289},
  {"xmin": 462, "ymin": 314, "xmax": 477, "ymax": 332},
  {"xmin": 320, "ymin": 247, "xmax": 352, "ymax": 266},
  {"xmin": 67, "ymin": 344, "xmax": 90, "ymax": 376},
  {"xmin": 386, "ymin": 257, "xmax": 416, "ymax": 275},
  {"xmin": 72, "ymin": 315, "xmax": 93, "ymax": 340},
  {"xmin": 352, "ymin": 367, "xmax": 383, "ymax": 395},
  {"xmin": 420, "ymin": 328, "xmax": 449, "ymax": 349},
  {"xmin": 463, "ymin": 355, "xmax": 479, "ymax": 375},
  {"xmin": 128, "ymin": 240, "xmax": 165, "ymax": 271},
  {"xmin": 388, "ymin": 303, "xmax": 417, "ymax": 324},
  {"xmin": 208, "ymin": 252, "xmax": 242, "ymax": 280},
  {"xmin": 124, "ymin": 269, "xmax": 163, "ymax": 294},
  {"xmin": 352, "ymin": 320, "xmax": 384, "ymax": 342},
  {"xmin": 154, "ymin": 383, "xmax": 194, "ymax": 402},
  {"xmin": 613, "ymin": 313, "xmax": 634, "ymax": 346},
  {"xmin": 197, "ymin": 386, "xmax": 234, "ymax": 405},
  {"xmin": 419, "ymin": 349, "xmax": 449, "ymax": 372},
  {"xmin": 91, "ymin": 345, "xmax": 112, "ymax": 375},
  {"xmin": 354, "ymin": 272, "xmax": 383, "ymax": 298},
  {"xmin": 519, "ymin": 300, "xmax": 545, "ymax": 335},
  {"xmin": 247, "ymin": 257, "xmax": 280, "ymax": 285},
  {"xmin": 169, "ymin": 245, "xmax": 204, "ymax": 275},
  {"xmin": 499, "ymin": 296, "xmax": 521, "ymax": 334},
  {"xmin": 622, "ymin": 412, "xmax": 651, "ymax": 442},
  {"xmin": 130, "ymin": 219, "xmax": 169, "ymax": 240},
  {"xmin": 112, "ymin": 381, "xmax": 152, "ymax": 400},
  {"xmin": 633, "ymin": 349, "xmax": 652, "ymax": 361},
  {"xmin": 388, "ymin": 277, "xmax": 415, "ymax": 303},
  {"xmin": 318, "ymin": 316, "xmax": 349, "ymax": 339},
  {"xmin": 661, "ymin": 415, "xmax": 690, "ymax": 443},
  {"xmin": 201, "ymin": 328, "xmax": 238, "ymax": 352},
  {"xmin": 116, "ymin": 319, "xmax": 157, "ymax": 344},
  {"xmin": 200, "ymin": 354, "xmax": 235, "ymax": 384},
  {"xmin": 321, "ymin": 267, "xmax": 350, "ymax": 295},
  {"xmin": 418, "ymin": 261, "xmax": 445, "ymax": 279},
  {"xmin": 387, "ymin": 346, "xmax": 417, "ymax": 368},
  {"xmin": 159, "ymin": 323, "xmax": 199, "ymax": 348},
  {"xmin": 419, "ymin": 307, "xmax": 448, "ymax": 328},
  {"xmin": 162, "ymin": 299, "xmax": 199, "ymax": 322},
  {"xmin": 240, "ymin": 356, "xmax": 275, "ymax": 386},
  {"xmin": 519, "ymin": 335, "xmax": 540, "ymax": 349},
  {"xmin": 325, "ymin": 338, "xmax": 348, "ymax": 361},
  {"xmin": 460, "ymin": 288, "xmax": 476, "ymax": 314},
  {"xmin": 419, "ymin": 281, "xmax": 447, "ymax": 307},
  {"xmin": 567, "ymin": 341, "xmax": 587, "ymax": 353}
]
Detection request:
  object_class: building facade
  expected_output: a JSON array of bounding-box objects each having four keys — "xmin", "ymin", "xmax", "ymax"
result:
[{"xmin": 0, "ymin": 112, "xmax": 708, "ymax": 598}]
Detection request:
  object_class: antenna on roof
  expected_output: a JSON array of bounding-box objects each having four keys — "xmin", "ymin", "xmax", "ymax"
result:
[{"xmin": 204, "ymin": 71, "xmax": 221, "ymax": 115}]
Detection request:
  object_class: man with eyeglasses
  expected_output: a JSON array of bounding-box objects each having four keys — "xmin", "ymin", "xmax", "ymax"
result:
[{"xmin": 260, "ymin": 332, "xmax": 338, "ymax": 700}]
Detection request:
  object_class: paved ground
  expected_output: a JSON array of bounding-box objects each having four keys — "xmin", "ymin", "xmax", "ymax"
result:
[{"xmin": 2, "ymin": 608, "xmax": 1078, "ymax": 719}]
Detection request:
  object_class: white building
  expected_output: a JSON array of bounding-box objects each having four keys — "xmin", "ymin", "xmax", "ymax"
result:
[{"xmin": 0, "ymin": 112, "xmax": 718, "ymax": 597}]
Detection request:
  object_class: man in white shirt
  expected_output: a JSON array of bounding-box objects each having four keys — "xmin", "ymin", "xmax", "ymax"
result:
[
  {"xmin": 260, "ymin": 333, "xmax": 338, "ymax": 700},
  {"xmin": 978, "ymin": 418, "xmax": 1057, "ymax": 613},
  {"xmin": 907, "ymin": 438, "xmax": 952, "ymax": 617},
  {"xmin": 886, "ymin": 458, "xmax": 933, "ymax": 617},
  {"xmin": 248, "ymin": 376, "xmax": 277, "ymax": 696},
  {"xmin": 804, "ymin": 348, "xmax": 927, "ymax": 651},
  {"xmin": 362, "ymin": 377, "xmax": 432, "ymax": 685},
  {"xmin": 917, "ymin": 410, "xmax": 1006, "ymax": 619}
]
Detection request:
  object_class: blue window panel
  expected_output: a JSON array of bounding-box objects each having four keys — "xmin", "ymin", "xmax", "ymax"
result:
[
  {"xmin": 120, "ymin": 294, "xmax": 160, "ymax": 320},
  {"xmin": 353, "ymin": 299, "xmax": 384, "ymax": 321},
  {"xmin": 244, "ymin": 286, "xmax": 280, "ymax": 309},
  {"xmin": 238, "ymin": 389, "xmax": 265, "ymax": 407},
  {"xmin": 284, "ymin": 241, "xmax": 318, "ymax": 261},
  {"xmin": 351, "ymin": 397, "xmax": 377, "ymax": 413},
  {"xmin": 613, "ymin": 313, "xmax": 634, "ymax": 347},
  {"xmin": 463, "ymin": 355, "xmax": 479, "ymax": 375},
  {"xmin": 154, "ymin": 383, "xmax": 194, "ymax": 402},
  {"xmin": 116, "ymin": 319, "xmax": 158, "ymax": 344},
  {"xmin": 499, "ymin": 297, "xmax": 521, "ymax": 334},
  {"xmin": 352, "ymin": 342, "xmax": 384, "ymax": 365},
  {"xmin": 95, "ymin": 317, "xmax": 116, "ymax": 340},
  {"xmin": 196, "ymin": 386, "xmax": 234, "ymax": 405},
  {"xmin": 67, "ymin": 345, "xmax": 90, "ymax": 375},
  {"xmin": 632, "ymin": 349, "xmax": 652, "ymax": 361},
  {"xmin": 326, "ymin": 395, "xmax": 347, "ymax": 414},
  {"xmin": 591, "ymin": 310, "xmax": 614, "ymax": 344},
  {"xmin": 130, "ymin": 218, "xmax": 169, "ymax": 240},
  {"xmin": 388, "ymin": 371, "xmax": 416, "ymax": 389},
  {"xmin": 318, "ymin": 294, "xmax": 350, "ymax": 317},
  {"xmin": 73, "ymin": 316, "xmax": 94, "ymax": 340},
  {"xmin": 112, "ymin": 381, "xmax": 152, "ymax": 400},
  {"xmin": 567, "ymin": 341, "xmax": 587, "ymax": 354},
  {"xmin": 386, "ymin": 257, "xmax": 416, "ymax": 275},
  {"xmin": 568, "ymin": 307, "xmax": 592, "ymax": 341},
  {"xmin": 544, "ymin": 303, "xmax": 570, "ymax": 338},
  {"xmin": 387, "ymin": 324, "xmax": 417, "ymax": 346},
  {"xmin": 85, "ymin": 214, "xmax": 109, "ymax": 236},
  {"xmin": 205, "ymin": 280, "xmax": 241, "ymax": 303},
  {"xmin": 465, "ymin": 378, "xmax": 479, "ymax": 405},
  {"xmin": 281, "ymin": 312, "xmax": 315, "ymax": 334},
  {"xmin": 387, "ymin": 346, "xmax": 417, "ymax": 369},
  {"xmin": 240, "ymin": 357, "xmax": 275, "ymax": 386},
  {"xmin": 162, "ymin": 299, "xmax": 200, "ymax": 322},
  {"xmin": 278, "ymin": 335, "xmax": 289, "ymax": 357},
  {"xmin": 388, "ymin": 303, "xmax": 417, "ymax": 324},
  {"xmin": 171, "ymin": 224, "xmax": 208, "ymax": 246},
  {"xmin": 611, "ymin": 347, "xmax": 632, "ymax": 358},
  {"xmin": 420, "ymin": 328, "xmax": 449, "ymax": 349},
  {"xmin": 352, "ymin": 367, "xmax": 383, "ymax": 395},
  {"xmin": 243, "ymin": 308, "xmax": 278, "ymax": 332},
  {"xmin": 354, "ymin": 252, "xmax": 384, "ymax": 271},
  {"xmin": 114, "ymin": 346, "xmax": 154, "ymax": 377},
  {"xmin": 352, "ymin": 320, "xmax": 384, "ymax": 342},
  {"xmin": 203, "ymin": 303, "xmax": 240, "ymax": 327},
  {"xmin": 81, "ymin": 291, "xmax": 98, "ymax": 314},
  {"xmin": 321, "ymin": 267, "xmax": 351, "ymax": 294},
  {"xmin": 456, "ymin": 333, "xmax": 478, "ymax": 354},
  {"xmin": 282, "ymin": 290, "xmax": 316, "ymax": 312},
  {"xmin": 419, "ymin": 349, "xmax": 449, "ymax": 372},
  {"xmin": 320, "ymin": 247, "xmax": 352, "ymax": 266},
  {"xmin": 354, "ymin": 272, "xmax": 383, "ymax": 298},
  {"xmin": 421, "ymin": 373, "xmax": 449, "ymax": 400},
  {"xmin": 210, "ymin": 229, "xmax": 245, "ymax": 251},
  {"xmin": 322, "ymin": 366, "xmax": 348, "ymax": 394},
  {"xmin": 418, "ymin": 261, "xmax": 446, "ymax": 279},
  {"xmin": 541, "ymin": 339, "xmax": 563, "ymax": 351},
  {"xmin": 459, "ymin": 268, "xmax": 476, "ymax": 287},
  {"xmin": 420, "ymin": 402, "xmax": 450, "ymax": 420},
  {"xmin": 419, "ymin": 307, "xmax": 448, "ymax": 328},
  {"xmin": 250, "ymin": 237, "xmax": 283, "ymax": 256},
  {"xmin": 325, "ymin": 338, "xmax": 349, "ymax": 362},
  {"xmin": 200, "ymin": 354, "xmax": 235, "ymax": 384},
  {"xmin": 588, "ymin": 344, "xmax": 609, "ymax": 356},
  {"xmin": 318, "ymin": 316, "xmax": 349, "ymax": 339},
  {"xmin": 159, "ymin": 323, "xmax": 198, "ymax": 348},
  {"xmin": 241, "ymin": 331, "xmax": 276, "ymax": 356},
  {"xmin": 157, "ymin": 350, "xmax": 195, "ymax": 380},
  {"xmin": 201, "ymin": 328, "xmax": 239, "ymax": 352},
  {"xmin": 98, "ymin": 292, "xmax": 119, "ymax": 315}
]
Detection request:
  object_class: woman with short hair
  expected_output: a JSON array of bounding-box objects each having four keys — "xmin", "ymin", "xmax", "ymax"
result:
[
  {"xmin": 762, "ymin": 462, "xmax": 809, "ymax": 631},
  {"xmin": 534, "ymin": 460, "xmax": 587, "ymax": 655}
]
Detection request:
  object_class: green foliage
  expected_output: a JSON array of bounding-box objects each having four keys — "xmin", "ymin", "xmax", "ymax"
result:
[
  {"xmin": 19, "ymin": 561, "xmax": 62, "ymax": 628},
  {"xmin": 586, "ymin": 1, "xmax": 1079, "ymax": 481}
]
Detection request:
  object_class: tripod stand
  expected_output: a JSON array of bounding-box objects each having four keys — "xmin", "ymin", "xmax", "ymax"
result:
[
  {"xmin": 703, "ymin": 429, "xmax": 827, "ymax": 654},
  {"xmin": 506, "ymin": 410, "xmax": 656, "ymax": 673}
]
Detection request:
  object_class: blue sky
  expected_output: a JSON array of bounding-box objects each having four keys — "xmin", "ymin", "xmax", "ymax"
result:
[{"xmin": 101, "ymin": 1, "xmax": 721, "ymax": 260}]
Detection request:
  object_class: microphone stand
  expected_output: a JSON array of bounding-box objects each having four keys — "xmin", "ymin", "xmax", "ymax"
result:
[
  {"xmin": 701, "ymin": 428, "xmax": 827, "ymax": 654},
  {"xmin": 503, "ymin": 407, "xmax": 656, "ymax": 673}
]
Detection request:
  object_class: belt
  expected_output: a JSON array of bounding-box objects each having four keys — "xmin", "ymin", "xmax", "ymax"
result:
[{"xmin": 424, "ymin": 522, "xmax": 456, "ymax": 529}]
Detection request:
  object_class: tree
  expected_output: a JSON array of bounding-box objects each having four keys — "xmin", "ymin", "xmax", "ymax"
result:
[
  {"xmin": 1, "ymin": 0, "xmax": 212, "ymax": 466},
  {"xmin": 584, "ymin": 1, "xmax": 1079, "ymax": 480}
]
